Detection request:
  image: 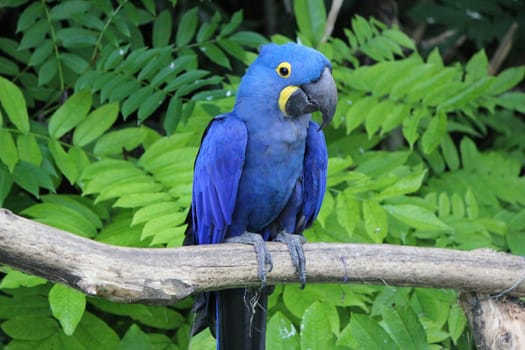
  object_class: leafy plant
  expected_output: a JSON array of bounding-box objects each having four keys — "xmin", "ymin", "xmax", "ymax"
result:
[{"xmin": 0, "ymin": 0, "xmax": 524, "ymax": 349}]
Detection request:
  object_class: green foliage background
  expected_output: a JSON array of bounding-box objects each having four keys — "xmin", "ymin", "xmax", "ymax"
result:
[{"xmin": 0, "ymin": 0, "xmax": 524, "ymax": 349}]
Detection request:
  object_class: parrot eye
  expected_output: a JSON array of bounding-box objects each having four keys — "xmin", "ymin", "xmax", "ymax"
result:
[{"xmin": 276, "ymin": 62, "xmax": 291, "ymax": 78}]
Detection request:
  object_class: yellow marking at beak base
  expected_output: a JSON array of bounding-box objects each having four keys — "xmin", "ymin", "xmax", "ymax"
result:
[{"xmin": 278, "ymin": 86, "xmax": 299, "ymax": 115}]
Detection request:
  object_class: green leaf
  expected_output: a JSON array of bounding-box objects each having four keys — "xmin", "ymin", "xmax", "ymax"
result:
[
  {"xmin": 381, "ymin": 103, "xmax": 408, "ymax": 134},
  {"xmin": 42, "ymin": 194, "xmax": 103, "ymax": 228},
  {"xmin": 153, "ymin": 10, "xmax": 172, "ymax": 47},
  {"xmin": 0, "ymin": 270, "xmax": 47, "ymax": 289},
  {"xmin": 421, "ymin": 112, "xmax": 447, "ymax": 154},
  {"xmin": 93, "ymin": 127, "xmax": 147, "ymax": 156},
  {"xmin": 448, "ymin": 304, "xmax": 467, "ymax": 344},
  {"xmin": 16, "ymin": 133, "xmax": 41, "ymax": 166},
  {"xmin": 437, "ymin": 77, "xmax": 493, "ymax": 112},
  {"xmin": 337, "ymin": 314, "xmax": 398, "ymax": 349},
  {"xmin": 316, "ymin": 190, "xmax": 334, "ymax": 228},
  {"xmin": 402, "ymin": 108, "xmax": 424, "ymax": 149},
  {"xmin": 73, "ymin": 102, "xmax": 119, "ymax": 147},
  {"xmin": 336, "ymin": 189, "xmax": 359, "ymax": 236},
  {"xmin": 0, "ymin": 294, "xmax": 50, "ymax": 319},
  {"xmin": 18, "ymin": 18, "xmax": 48, "ymax": 50},
  {"xmin": 365, "ymin": 100, "xmax": 394, "ymax": 138},
  {"xmin": 138, "ymin": 90, "xmax": 166, "ymax": 121},
  {"xmin": 376, "ymin": 169, "xmax": 427, "ymax": 200},
  {"xmin": 48, "ymin": 90, "xmax": 92, "ymax": 139},
  {"xmin": 28, "ymin": 39, "xmax": 53, "ymax": 66},
  {"xmin": 164, "ymin": 97, "xmax": 183, "ymax": 134},
  {"xmin": 411, "ymin": 288, "xmax": 452, "ymax": 329},
  {"xmin": 384, "ymin": 204, "xmax": 452, "ymax": 232},
  {"xmin": 49, "ymin": 283, "xmax": 86, "ymax": 336},
  {"xmin": 188, "ymin": 327, "xmax": 215, "ymax": 350},
  {"xmin": 17, "ymin": 2, "xmax": 44, "ymax": 33},
  {"xmin": 2, "ymin": 316, "xmax": 58, "ymax": 340},
  {"xmin": 0, "ymin": 164, "xmax": 13, "ymax": 206},
  {"xmin": 56, "ymin": 27, "xmax": 98, "ymax": 48},
  {"xmin": 197, "ymin": 13, "xmax": 220, "ymax": 43},
  {"xmin": 300, "ymin": 301, "xmax": 335, "ymax": 350},
  {"xmin": 440, "ymin": 133, "xmax": 459, "ymax": 171},
  {"xmin": 219, "ymin": 10, "xmax": 243, "ymax": 37},
  {"xmin": 49, "ymin": 1, "xmax": 90, "ymax": 20},
  {"xmin": 218, "ymin": 38, "xmax": 245, "ymax": 62},
  {"xmin": 114, "ymin": 192, "xmax": 171, "ymax": 208},
  {"xmin": 230, "ymin": 31, "xmax": 268, "ymax": 48},
  {"xmin": 141, "ymin": 212, "xmax": 186, "ymax": 239},
  {"xmin": 491, "ymin": 66, "xmax": 525, "ymax": 95},
  {"xmin": 0, "ymin": 129, "xmax": 19, "ymax": 172},
  {"xmin": 465, "ymin": 189, "xmax": 479, "ymax": 219},
  {"xmin": 176, "ymin": 7, "xmax": 198, "ymax": 47},
  {"xmin": 495, "ymin": 91, "xmax": 525, "ymax": 113},
  {"xmin": 465, "ymin": 50, "xmax": 488, "ymax": 83},
  {"xmin": 13, "ymin": 161, "xmax": 56, "ymax": 197},
  {"xmin": 103, "ymin": 48, "xmax": 127, "ymax": 71},
  {"xmin": 0, "ymin": 56, "xmax": 19, "ymax": 75},
  {"xmin": 74, "ymin": 312, "xmax": 120, "ymax": 350},
  {"xmin": 438, "ymin": 193, "xmax": 451, "ymax": 217},
  {"xmin": 427, "ymin": 47, "xmax": 444, "ymax": 67},
  {"xmin": 61, "ymin": 53, "xmax": 90, "ymax": 74},
  {"xmin": 345, "ymin": 97, "xmax": 375, "ymax": 134},
  {"xmin": 90, "ymin": 299, "xmax": 184, "ymax": 329},
  {"xmin": 459, "ymin": 137, "xmax": 478, "ymax": 171},
  {"xmin": 97, "ymin": 179, "xmax": 161, "ymax": 203},
  {"xmin": 201, "ymin": 43, "xmax": 231, "ymax": 69},
  {"xmin": 48, "ymin": 139, "xmax": 78, "ymax": 184},
  {"xmin": 132, "ymin": 202, "xmax": 181, "ymax": 225},
  {"xmin": 362, "ymin": 199, "xmax": 388, "ymax": 243},
  {"xmin": 138, "ymin": 0, "xmax": 156, "ymax": 14},
  {"xmin": 381, "ymin": 305, "xmax": 429, "ymax": 350},
  {"xmin": 294, "ymin": 0, "xmax": 326, "ymax": 47},
  {"xmin": 38, "ymin": 56, "xmax": 58, "ymax": 85},
  {"xmin": 266, "ymin": 312, "xmax": 299, "ymax": 350},
  {"xmin": 382, "ymin": 29, "xmax": 415, "ymax": 50},
  {"xmin": 0, "ymin": 76, "xmax": 29, "ymax": 132},
  {"xmin": 119, "ymin": 324, "xmax": 151, "ymax": 350},
  {"xmin": 351, "ymin": 15, "xmax": 374, "ymax": 46},
  {"xmin": 23, "ymin": 202, "xmax": 97, "ymax": 237},
  {"xmin": 451, "ymin": 192, "xmax": 465, "ymax": 218},
  {"xmin": 163, "ymin": 69, "xmax": 209, "ymax": 94}
]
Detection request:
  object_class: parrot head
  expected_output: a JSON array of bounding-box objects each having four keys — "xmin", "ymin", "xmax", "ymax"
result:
[{"xmin": 235, "ymin": 42, "xmax": 338, "ymax": 129}]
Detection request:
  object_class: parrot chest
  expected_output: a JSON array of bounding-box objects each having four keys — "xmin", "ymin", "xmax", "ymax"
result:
[{"xmin": 233, "ymin": 116, "xmax": 309, "ymax": 232}]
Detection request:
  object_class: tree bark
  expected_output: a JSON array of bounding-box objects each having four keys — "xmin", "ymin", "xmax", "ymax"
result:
[
  {"xmin": 0, "ymin": 208, "xmax": 524, "ymax": 305},
  {"xmin": 460, "ymin": 293, "xmax": 525, "ymax": 350}
]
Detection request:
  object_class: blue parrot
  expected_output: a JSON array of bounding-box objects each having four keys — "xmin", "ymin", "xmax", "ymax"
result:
[{"xmin": 184, "ymin": 42, "xmax": 337, "ymax": 349}]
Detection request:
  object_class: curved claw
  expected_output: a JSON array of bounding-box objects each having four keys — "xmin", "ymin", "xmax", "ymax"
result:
[
  {"xmin": 225, "ymin": 232, "xmax": 272, "ymax": 287},
  {"xmin": 275, "ymin": 232, "xmax": 306, "ymax": 288}
]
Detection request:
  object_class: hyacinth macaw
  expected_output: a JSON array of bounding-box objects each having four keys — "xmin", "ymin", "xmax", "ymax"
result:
[{"xmin": 184, "ymin": 42, "xmax": 337, "ymax": 349}]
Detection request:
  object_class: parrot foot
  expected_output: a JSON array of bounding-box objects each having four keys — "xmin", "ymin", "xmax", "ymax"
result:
[
  {"xmin": 275, "ymin": 232, "xmax": 306, "ymax": 288},
  {"xmin": 225, "ymin": 232, "xmax": 273, "ymax": 287}
]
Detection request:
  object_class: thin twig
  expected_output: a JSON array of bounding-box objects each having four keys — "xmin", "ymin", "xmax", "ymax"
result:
[
  {"xmin": 322, "ymin": 0, "xmax": 343, "ymax": 43},
  {"xmin": 489, "ymin": 21, "xmax": 519, "ymax": 75}
]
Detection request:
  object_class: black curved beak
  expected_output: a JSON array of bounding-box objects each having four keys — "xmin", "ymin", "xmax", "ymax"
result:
[{"xmin": 284, "ymin": 67, "xmax": 338, "ymax": 129}]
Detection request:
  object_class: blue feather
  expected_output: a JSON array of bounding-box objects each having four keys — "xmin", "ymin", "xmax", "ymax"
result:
[
  {"xmin": 184, "ymin": 42, "xmax": 334, "ymax": 349},
  {"xmin": 192, "ymin": 114, "xmax": 247, "ymax": 244}
]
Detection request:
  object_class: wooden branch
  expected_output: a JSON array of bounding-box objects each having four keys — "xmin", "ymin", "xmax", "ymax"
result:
[
  {"xmin": 321, "ymin": 0, "xmax": 343, "ymax": 43},
  {"xmin": 460, "ymin": 293, "xmax": 525, "ymax": 349},
  {"xmin": 489, "ymin": 21, "xmax": 519, "ymax": 75},
  {"xmin": 0, "ymin": 209, "xmax": 524, "ymax": 305}
]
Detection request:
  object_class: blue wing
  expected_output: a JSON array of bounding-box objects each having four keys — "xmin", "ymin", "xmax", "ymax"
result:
[
  {"xmin": 302, "ymin": 120, "xmax": 328, "ymax": 229},
  {"xmin": 191, "ymin": 115, "xmax": 247, "ymax": 244}
]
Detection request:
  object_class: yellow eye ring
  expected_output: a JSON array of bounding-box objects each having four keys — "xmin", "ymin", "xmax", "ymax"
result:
[{"xmin": 276, "ymin": 62, "xmax": 292, "ymax": 78}]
